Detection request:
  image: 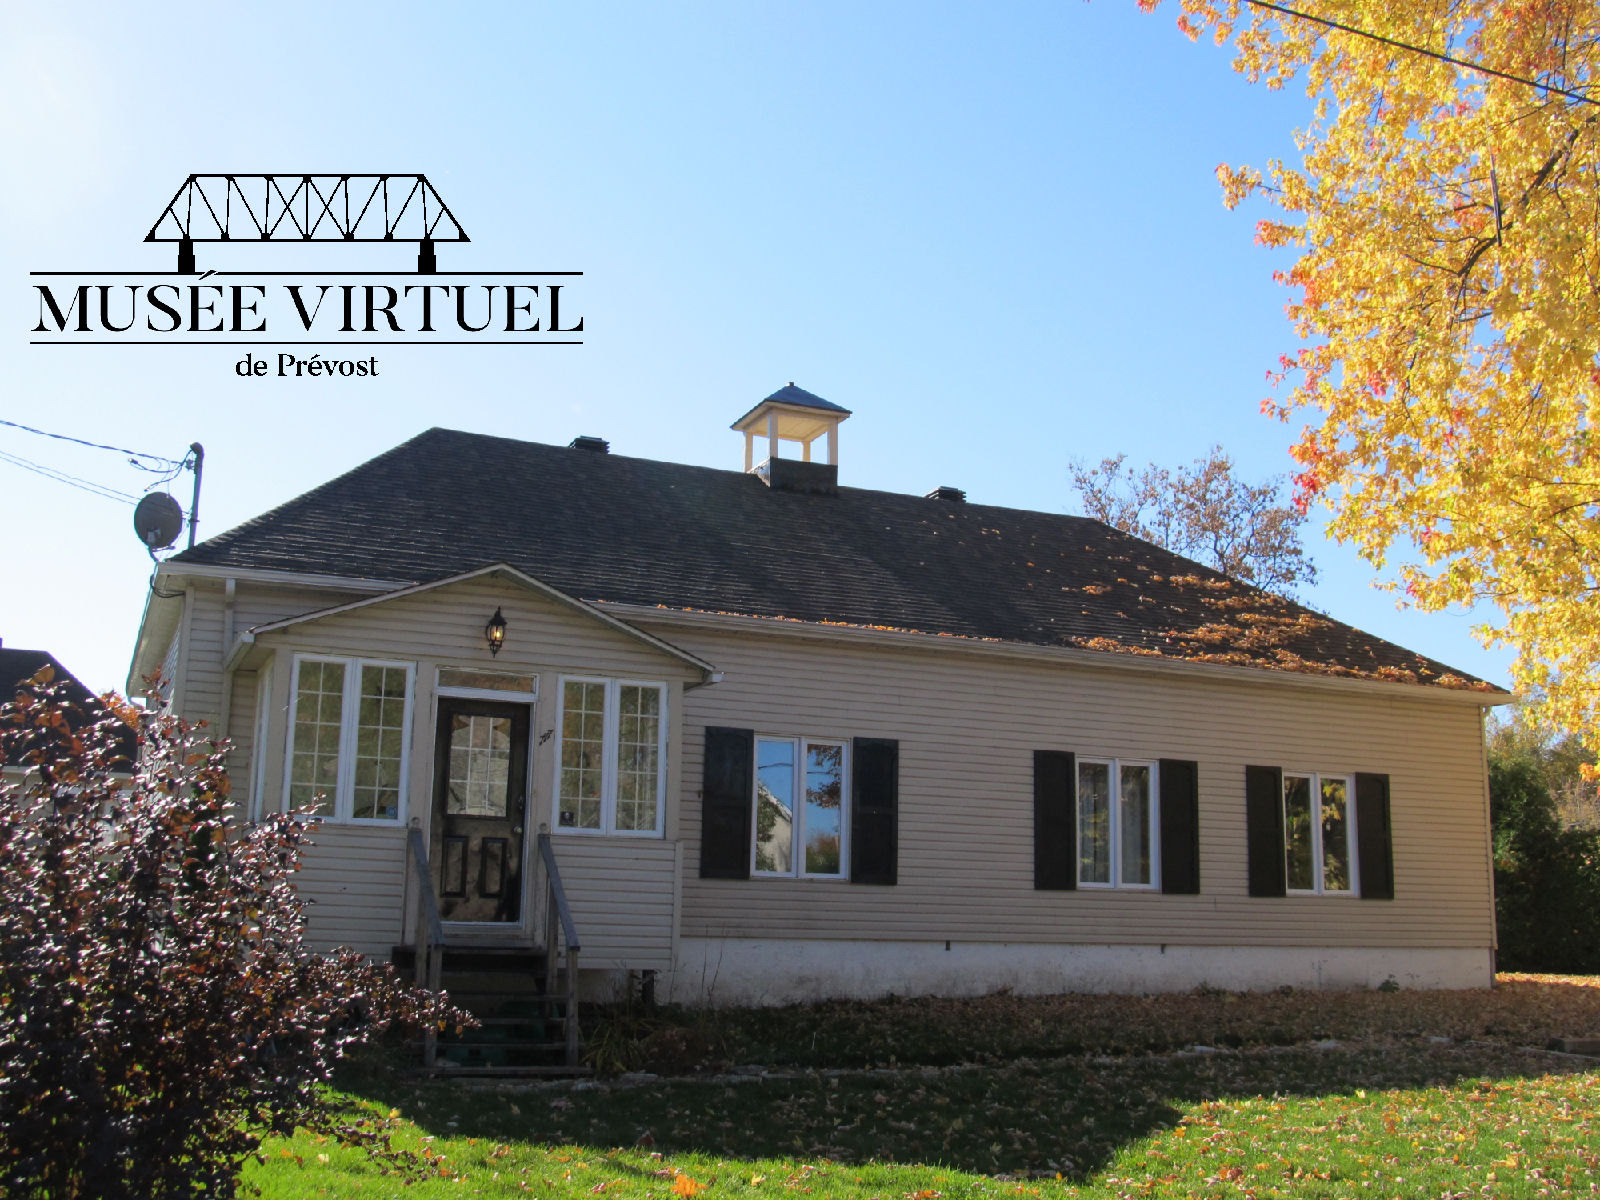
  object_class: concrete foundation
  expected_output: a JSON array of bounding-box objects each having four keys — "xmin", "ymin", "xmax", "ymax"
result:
[{"xmin": 664, "ymin": 939, "xmax": 1495, "ymax": 1007}]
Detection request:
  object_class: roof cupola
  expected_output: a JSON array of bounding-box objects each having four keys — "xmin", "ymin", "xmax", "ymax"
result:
[{"xmin": 731, "ymin": 384, "xmax": 851, "ymax": 496}]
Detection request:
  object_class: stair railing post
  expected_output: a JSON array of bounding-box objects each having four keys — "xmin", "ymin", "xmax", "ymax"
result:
[
  {"xmin": 409, "ymin": 820, "xmax": 446, "ymax": 1070},
  {"xmin": 565, "ymin": 946, "xmax": 581, "ymax": 1065}
]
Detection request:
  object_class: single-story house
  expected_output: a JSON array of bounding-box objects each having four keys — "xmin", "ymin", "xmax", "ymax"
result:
[{"xmin": 127, "ymin": 385, "xmax": 1507, "ymax": 1008}]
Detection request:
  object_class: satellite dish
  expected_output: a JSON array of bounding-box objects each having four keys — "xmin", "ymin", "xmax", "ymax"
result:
[{"xmin": 134, "ymin": 493, "xmax": 185, "ymax": 551}]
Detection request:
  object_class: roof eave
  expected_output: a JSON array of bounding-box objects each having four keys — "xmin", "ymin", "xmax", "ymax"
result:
[{"xmin": 599, "ymin": 603, "xmax": 1510, "ymax": 706}]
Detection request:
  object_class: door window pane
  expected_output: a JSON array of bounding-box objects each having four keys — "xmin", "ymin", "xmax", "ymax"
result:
[
  {"xmin": 1321, "ymin": 777, "xmax": 1352, "ymax": 892},
  {"xmin": 804, "ymin": 743, "xmax": 844, "ymax": 875},
  {"xmin": 290, "ymin": 659, "xmax": 345, "ymax": 814},
  {"xmin": 446, "ymin": 714, "xmax": 513, "ymax": 817},
  {"xmin": 1284, "ymin": 775, "xmax": 1315, "ymax": 891},
  {"xmin": 1078, "ymin": 761, "xmax": 1112, "ymax": 884},
  {"xmin": 755, "ymin": 739, "xmax": 796, "ymax": 873},
  {"xmin": 1119, "ymin": 764, "xmax": 1152, "ymax": 886},
  {"xmin": 558, "ymin": 681, "xmax": 606, "ymax": 828},
  {"xmin": 352, "ymin": 665, "xmax": 408, "ymax": 819},
  {"xmin": 614, "ymin": 685, "xmax": 662, "ymax": 832}
]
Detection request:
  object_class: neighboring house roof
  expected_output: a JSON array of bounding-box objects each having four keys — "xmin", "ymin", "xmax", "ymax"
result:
[
  {"xmin": 2, "ymin": 646, "xmax": 139, "ymax": 767},
  {"xmin": 169, "ymin": 427, "xmax": 1498, "ymax": 692}
]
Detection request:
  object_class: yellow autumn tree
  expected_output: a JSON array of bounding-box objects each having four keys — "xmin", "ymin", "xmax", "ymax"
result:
[{"xmin": 1155, "ymin": 0, "xmax": 1600, "ymax": 735}]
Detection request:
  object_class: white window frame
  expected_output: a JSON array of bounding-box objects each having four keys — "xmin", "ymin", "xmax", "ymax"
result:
[
  {"xmin": 1076, "ymin": 757, "xmax": 1160, "ymax": 891},
  {"xmin": 1283, "ymin": 771, "xmax": 1360, "ymax": 897},
  {"xmin": 551, "ymin": 675, "xmax": 668, "ymax": 839},
  {"xmin": 282, "ymin": 653, "xmax": 415, "ymax": 825},
  {"xmin": 751, "ymin": 735, "xmax": 850, "ymax": 881}
]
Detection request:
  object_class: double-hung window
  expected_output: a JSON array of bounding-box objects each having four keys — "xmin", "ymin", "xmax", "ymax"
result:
[
  {"xmin": 753, "ymin": 737, "xmax": 847, "ymax": 879},
  {"xmin": 1077, "ymin": 758, "xmax": 1158, "ymax": 889},
  {"xmin": 1283, "ymin": 772, "xmax": 1356, "ymax": 894},
  {"xmin": 284, "ymin": 655, "xmax": 414, "ymax": 822},
  {"xmin": 554, "ymin": 677, "xmax": 667, "ymax": 837}
]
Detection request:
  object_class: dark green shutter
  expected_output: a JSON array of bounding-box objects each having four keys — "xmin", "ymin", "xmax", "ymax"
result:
[
  {"xmin": 699, "ymin": 727, "xmax": 753, "ymax": 879},
  {"xmin": 1355, "ymin": 772, "xmax": 1395, "ymax": 900},
  {"xmin": 1159, "ymin": 758, "xmax": 1201, "ymax": 894},
  {"xmin": 851, "ymin": 738, "xmax": 899, "ymax": 885},
  {"xmin": 1033, "ymin": 750, "xmax": 1077, "ymax": 890},
  {"xmin": 1245, "ymin": 764, "xmax": 1286, "ymax": 897}
]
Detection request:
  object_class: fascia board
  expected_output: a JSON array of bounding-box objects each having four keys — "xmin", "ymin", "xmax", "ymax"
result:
[
  {"xmin": 126, "ymin": 587, "xmax": 183, "ymax": 696},
  {"xmin": 599, "ymin": 602, "xmax": 1510, "ymax": 708},
  {"xmin": 157, "ymin": 562, "xmax": 407, "ymax": 593}
]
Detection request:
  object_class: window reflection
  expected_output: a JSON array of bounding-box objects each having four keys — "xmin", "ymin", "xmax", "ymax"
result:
[
  {"xmin": 805, "ymin": 743, "xmax": 843, "ymax": 875},
  {"xmin": 755, "ymin": 739, "xmax": 795, "ymax": 873},
  {"xmin": 1283, "ymin": 775, "xmax": 1316, "ymax": 891},
  {"xmin": 1321, "ymin": 777, "xmax": 1351, "ymax": 892},
  {"xmin": 1119, "ymin": 764, "xmax": 1152, "ymax": 886},
  {"xmin": 1078, "ymin": 762, "xmax": 1112, "ymax": 885}
]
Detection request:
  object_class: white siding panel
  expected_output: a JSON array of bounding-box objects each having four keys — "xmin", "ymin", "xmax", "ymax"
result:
[
  {"xmin": 550, "ymin": 838, "xmax": 677, "ymax": 971},
  {"xmin": 298, "ymin": 825, "xmax": 408, "ymax": 959}
]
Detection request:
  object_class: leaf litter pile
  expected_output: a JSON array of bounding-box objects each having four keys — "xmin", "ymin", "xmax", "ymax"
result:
[{"xmin": 246, "ymin": 975, "xmax": 1600, "ymax": 1198}]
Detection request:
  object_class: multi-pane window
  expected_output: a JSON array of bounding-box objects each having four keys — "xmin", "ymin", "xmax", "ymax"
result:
[
  {"xmin": 753, "ymin": 737, "xmax": 846, "ymax": 879},
  {"xmin": 554, "ymin": 677, "xmax": 666, "ymax": 837},
  {"xmin": 1078, "ymin": 758, "xmax": 1157, "ymax": 889},
  {"xmin": 1284, "ymin": 772, "xmax": 1356, "ymax": 894},
  {"xmin": 284, "ymin": 655, "xmax": 414, "ymax": 822}
]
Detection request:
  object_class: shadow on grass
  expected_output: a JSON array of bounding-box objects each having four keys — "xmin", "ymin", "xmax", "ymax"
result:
[{"xmin": 334, "ymin": 1039, "xmax": 1595, "ymax": 1179}]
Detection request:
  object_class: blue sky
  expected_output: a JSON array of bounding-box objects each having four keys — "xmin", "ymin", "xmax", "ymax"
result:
[{"xmin": 0, "ymin": 0, "xmax": 1515, "ymax": 696}]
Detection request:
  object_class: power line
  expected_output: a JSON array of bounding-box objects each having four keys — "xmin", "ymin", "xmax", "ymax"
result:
[
  {"xmin": 1247, "ymin": 0, "xmax": 1599, "ymax": 107},
  {"xmin": 0, "ymin": 448, "xmax": 141, "ymax": 505},
  {"xmin": 0, "ymin": 418, "xmax": 183, "ymax": 469}
]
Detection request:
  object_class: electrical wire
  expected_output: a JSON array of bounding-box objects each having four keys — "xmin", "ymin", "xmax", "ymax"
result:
[
  {"xmin": 1247, "ymin": 0, "xmax": 1598, "ymax": 106},
  {"xmin": 0, "ymin": 448, "xmax": 141, "ymax": 505},
  {"xmin": 0, "ymin": 418, "xmax": 184, "ymax": 471}
]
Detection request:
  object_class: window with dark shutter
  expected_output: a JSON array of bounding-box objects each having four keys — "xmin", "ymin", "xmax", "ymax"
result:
[
  {"xmin": 699, "ymin": 726, "xmax": 753, "ymax": 879},
  {"xmin": 1355, "ymin": 772, "xmax": 1395, "ymax": 900},
  {"xmin": 1245, "ymin": 764, "xmax": 1287, "ymax": 897},
  {"xmin": 1159, "ymin": 759, "xmax": 1201, "ymax": 895},
  {"xmin": 851, "ymin": 737, "xmax": 898, "ymax": 885},
  {"xmin": 1034, "ymin": 750, "xmax": 1076, "ymax": 890}
]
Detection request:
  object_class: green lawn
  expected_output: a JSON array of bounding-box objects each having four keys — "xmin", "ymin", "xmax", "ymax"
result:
[{"xmin": 247, "ymin": 1039, "xmax": 1600, "ymax": 1198}]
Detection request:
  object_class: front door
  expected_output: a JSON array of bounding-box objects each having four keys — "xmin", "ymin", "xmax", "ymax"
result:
[{"xmin": 431, "ymin": 698, "xmax": 530, "ymax": 923}]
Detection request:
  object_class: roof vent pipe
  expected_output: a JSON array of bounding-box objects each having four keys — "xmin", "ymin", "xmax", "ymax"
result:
[
  {"xmin": 569, "ymin": 436, "xmax": 609, "ymax": 453},
  {"xmin": 925, "ymin": 486, "xmax": 966, "ymax": 502}
]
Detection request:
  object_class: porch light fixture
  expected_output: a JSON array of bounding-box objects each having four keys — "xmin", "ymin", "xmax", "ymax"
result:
[{"xmin": 485, "ymin": 608, "xmax": 507, "ymax": 656}]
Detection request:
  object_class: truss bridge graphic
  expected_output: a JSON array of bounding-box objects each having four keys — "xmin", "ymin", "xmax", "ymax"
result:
[{"xmin": 145, "ymin": 174, "xmax": 469, "ymax": 273}]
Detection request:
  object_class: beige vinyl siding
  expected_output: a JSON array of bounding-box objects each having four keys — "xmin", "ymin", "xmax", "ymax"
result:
[
  {"xmin": 241, "ymin": 575, "xmax": 699, "ymax": 957},
  {"xmin": 297, "ymin": 825, "xmax": 409, "ymax": 958},
  {"xmin": 652, "ymin": 623, "xmax": 1494, "ymax": 952},
  {"xmin": 549, "ymin": 839, "xmax": 677, "ymax": 971}
]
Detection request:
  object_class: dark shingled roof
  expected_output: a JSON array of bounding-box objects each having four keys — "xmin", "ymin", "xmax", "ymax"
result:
[
  {"xmin": 2, "ymin": 647, "xmax": 139, "ymax": 767},
  {"xmin": 171, "ymin": 428, "xmax": 1494, "ymax": 691},
  {"xmin": 733, "ymin": 383, "xmax": 852, "ymax": 427}
]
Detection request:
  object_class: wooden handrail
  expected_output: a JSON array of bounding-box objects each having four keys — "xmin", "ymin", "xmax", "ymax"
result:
[
  {"xmin": 537, "ymin": 832, "xmax": 581, "ymax": 952},
  {"xmin": 538, "ymin": 830, "xmax": 583, "ymax": 1065},
  {"xmin": 408, "ymin": 826, "xmax": 446, "ymax": 948}
]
